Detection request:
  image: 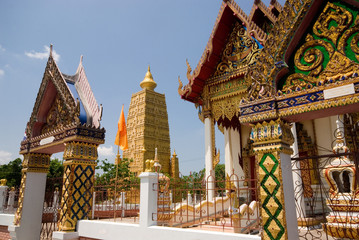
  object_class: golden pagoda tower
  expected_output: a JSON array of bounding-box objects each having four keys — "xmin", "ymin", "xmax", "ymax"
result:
[{"xmin": 123, "ymin": 66, "xmax": 175, "ymax": 176}]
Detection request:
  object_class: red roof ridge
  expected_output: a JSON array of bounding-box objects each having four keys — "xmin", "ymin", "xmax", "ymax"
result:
[
  {"xmin": 186, "ymin": 0, "xmax": 267, "ymax": 82},
  {"xmin": 249, "ymin": 0, "xmax": 278, "ymax": 24}
]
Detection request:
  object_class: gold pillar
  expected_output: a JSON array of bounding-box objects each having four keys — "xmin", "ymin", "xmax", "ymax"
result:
[
  {"xmin": 170, "ymin": 150, "xmax": 179, "ymax": 179},
  {"xmin": 250, "ymin": 119, "xmax": 294, "ymax": 240},
  {"xmin": 14, "ymin": 153, "xmax": 51, "ymax": 225},
  {"xmin": 58, "ymin": 141, "xmax": 98, "ymax": 232}
]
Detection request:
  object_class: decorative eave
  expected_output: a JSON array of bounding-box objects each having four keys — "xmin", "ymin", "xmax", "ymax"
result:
[
  {"xmin": 20, "ymin": 122, "xmax": 105, "ymax": 154},
  {"xmin": 239, "ymin": 78, "xmax": 359, "ymax": 124},
  {"xmin": 178, "ymin": 0, "xmax": 267, "ymax": 104},
  {"xmin": 269, "ymin": 0, "xmax": 283, "ymax": 17},
  {"xmin": 249, "ymin": 0, "xmax": 278, "ymax": 25}
]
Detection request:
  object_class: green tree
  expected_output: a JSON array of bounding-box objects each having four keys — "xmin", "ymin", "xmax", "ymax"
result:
[
  {"xmin": 0, "ymin": 158, "xmax": 22, "ymax": 187},
  {"xmin": 214, "ymin": 164, "xmax": 226, "ymax": 189},
  {"xmin": 95, "ymin": 158, "xmax": 136, "ymax": 187},
  {"xmin": 48, "ymin": 158, "xmax": 64, "ymax": 178}
]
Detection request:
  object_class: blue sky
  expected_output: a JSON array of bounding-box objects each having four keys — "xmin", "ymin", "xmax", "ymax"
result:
[{"xmin": 0, "ymin": 0, "xmax": 285, "ymax": 175}]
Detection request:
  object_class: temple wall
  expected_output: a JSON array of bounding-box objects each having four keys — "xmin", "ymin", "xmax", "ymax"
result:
[
  {"xmin": 76, "ymin": 220, "xmax": 260, "ymax": 240},
  {"xmin": 314, "ymin": 116, "xmax": 337, "ymax": 156}
]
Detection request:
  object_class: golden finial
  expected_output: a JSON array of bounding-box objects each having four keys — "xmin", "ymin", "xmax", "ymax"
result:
[
  {"xmin": 140, "ymin": 65, "xmax": 157, "ymax": 90},
  {"xmin": 0, "ymin": 179, "xmax": 6, "ymax": 186},
  {"xmin": 172, "ymin": 149, "xmax": 177, "ymax": 157}
]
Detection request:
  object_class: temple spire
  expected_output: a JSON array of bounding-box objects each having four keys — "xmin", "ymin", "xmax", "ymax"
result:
[
  {"xmin": 140, "ymin": 65, "xmax": 157, "ymax": 90},
  {"xmin": 50, "ymin": 44, "xmax": 53, "ymax": 58}
]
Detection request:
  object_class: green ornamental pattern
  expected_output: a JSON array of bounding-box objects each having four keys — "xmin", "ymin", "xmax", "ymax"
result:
[
  {"xmin": 260, "ymin": 153, "xmax": 285, "ymax": 240},
  {"xmin": 280, "ymin": 0, "xmax": 359, "ymax": 91}
]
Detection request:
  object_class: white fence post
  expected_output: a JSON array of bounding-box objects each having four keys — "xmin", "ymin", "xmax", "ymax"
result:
[
  {"xmin": 139, "ymin": 172, "xmax": 158, "ymax": 227},
  {"xmin": 7, "ymin": 187, "xmax": 16, "ymax": 211},
  {"xmin": 121, "ymin": 192, "xmax": 126, "ymax": 218},
  {"xmin": 92, "ymin": 191, "xmax": 96, "ymax": 219},
  {"xmin": 0, "ymin": 185, "xmax": 8, "ymax": 212},
  {"xmin": 187, "ymin": 191, "xmax": 192, "ymax": 205}
]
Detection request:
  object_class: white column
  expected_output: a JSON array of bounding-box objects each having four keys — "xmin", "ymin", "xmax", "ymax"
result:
[
  {"xmin": 230, "ymin": 128, "xmax": 244, "ymax": 185},
  {"xmin": 0, "ymin": 185, "xmax": 8, "ymax": 213},
  {"xmin": 280, "ymin": 152, "xmax": 300, "ymax": 240},
  {"xmin": 224, "ymin": 127, "xmax": 233, "ymax": 178},
  {"xmin": 138, "ymin": 172, "xmax": 158, "ymax": 227},
  {"xmin": 291, "ymin": 123, "xmax": 306, "ymax": 220},
  {"xmin": 224, "ymin": 127, "xmax": 245, "ymax": 187},
  {"xmin": 9, "ymin": 172, "xmax": 47, "ymax": 240},
  {"xmin": 204, "ymin": 117, "xmax": 214, "ymax": 201}
]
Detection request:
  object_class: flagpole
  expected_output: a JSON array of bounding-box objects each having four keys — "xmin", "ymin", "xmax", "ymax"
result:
[
  {"xmin": 114, "ymin": 104, "xmax": 128, "ymax": 221},
  {"xmin": 114, "ymin": 146, "xmax": 119, "ymax": 221}
]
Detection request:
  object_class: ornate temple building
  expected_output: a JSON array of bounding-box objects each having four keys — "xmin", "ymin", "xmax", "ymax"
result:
[
  {"xmin": 178, "ymin": 0, "xmax": 359, "ymax": 239},
  {"xmin": 123, "ymin": 67, "xmax": 179, "ymax": 178},
  {"xmin": 3, "ymin": 1, "xmax": 359, "ymax": 240}
]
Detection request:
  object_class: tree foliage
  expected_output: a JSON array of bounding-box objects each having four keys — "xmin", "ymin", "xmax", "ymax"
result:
[
  {"xmin": 48, "ymin": 158, "xmax": 64, "ymax": 178},
  {"xmin": 179, "ymin": 164, "xmax": 226, "ymax": 193},
  {"xmin": 0, "ymin": 158, "xmax": 22, "ymax": 187},
  {"xmin": 95, "ymin": 158, "xmax": 137, "ymax": 187}
]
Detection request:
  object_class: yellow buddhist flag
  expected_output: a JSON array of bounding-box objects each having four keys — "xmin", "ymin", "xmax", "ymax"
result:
[{"xmin": 114, "ymin": 105, "xmax": 128, "ymax": 150}]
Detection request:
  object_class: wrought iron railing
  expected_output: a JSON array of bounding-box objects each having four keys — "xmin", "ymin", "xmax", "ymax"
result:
[
  {"xmin": 93, "ymin": 179, "xmax": 140, "ymax": 223},
  {"xmin": 155, "ymin": 172, "xmax": 260, "ymax": 234},
  {"xmin": 292, "ymin": 115, "xmax": 359, "ymax": 240}
]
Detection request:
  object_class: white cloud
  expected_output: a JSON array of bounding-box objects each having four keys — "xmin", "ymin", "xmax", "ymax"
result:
[
  {"xmin": 98, "ymin": 145, "xmax": 115, "ymax": 158},
  {"xmin": 0, "ymin": 69, "xmax": 4, "ymax": 78},
  {"xmin": 0, "ymin": 44, "xmax": 5, "ymax": 53},
  {"xmin": 25, "ymin": 45, "xmax": 60, "ymax": 61},
  {"xmin": 0, "ymin": 150, "xmax": 12, "ymax": 165}
]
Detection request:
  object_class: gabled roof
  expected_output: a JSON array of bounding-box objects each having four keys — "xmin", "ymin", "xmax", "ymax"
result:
[
  {"xmin": 25, "ymin": 46, "xmax": 102, "ymax": 139},
  {"xmin": 66, "ymin": 56, "xmax": 102, "ymax": 128},
  {"xmin": 178, "ymin": 0, "xmax": 280, "ymax": 104}
]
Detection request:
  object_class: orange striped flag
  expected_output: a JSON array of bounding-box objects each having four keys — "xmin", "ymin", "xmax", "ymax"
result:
[{"xmin": 114, "ymin": 105, "xmax": 128, "ymax": 150}]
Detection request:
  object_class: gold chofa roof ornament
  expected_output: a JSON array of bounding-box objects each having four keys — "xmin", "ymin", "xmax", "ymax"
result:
[{"xmin": 140, "ymin": 66, "xmax": 157, "ymax": 90}]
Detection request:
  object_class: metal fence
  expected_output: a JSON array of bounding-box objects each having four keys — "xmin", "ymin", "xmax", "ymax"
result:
[
  {"xmin": 292, "ymin": 115, "xmax": 359, "ymax": 240},
  {"xmin": 40, "ymin": 177, "xmax": 63, "ymax": 240},
  {"xmin": 155, "ymin": 172, "xmax": 260, "ymax": 234},
  {"xmin": 93, "ymin": 179, "xmax": 140, "ymax": 223}
]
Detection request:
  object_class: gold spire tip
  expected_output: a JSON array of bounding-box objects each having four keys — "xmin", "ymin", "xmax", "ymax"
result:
[{"xmin": 140, "ymin": 65, "xmax": 157, "ymax": 90}]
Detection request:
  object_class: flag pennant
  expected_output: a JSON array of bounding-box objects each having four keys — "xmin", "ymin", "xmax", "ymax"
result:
[{"xmin": 114, "ymin": 105, "xmax": 128, "ymax": 150}]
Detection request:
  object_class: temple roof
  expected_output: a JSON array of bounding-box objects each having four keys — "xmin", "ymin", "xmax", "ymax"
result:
[
  {"xmin": 179, "ymin": 0, "xmax": 281, "ymax": 104},
  {"xmin": 62, "ymin": 56, "xmax": 102, "ymax": 128},
  {"xmin": 26, "ymin": 47, "xmax": 102, "ymax": 139}
]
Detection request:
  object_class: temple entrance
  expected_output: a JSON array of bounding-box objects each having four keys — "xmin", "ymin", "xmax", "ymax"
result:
[
  {"xmin": 292, "ymin": 114, "xmax": 359, "ymax": 240},
  {"xmin": 11, "ymin": 49, "xmax": 105, "ymax": 240}
]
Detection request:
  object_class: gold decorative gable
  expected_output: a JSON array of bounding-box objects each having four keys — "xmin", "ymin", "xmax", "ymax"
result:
[
  {"xmin": 41, "ymin": 95, "xmax": 80, "ymax": 135},
  {"xmin": 282, "ymin": 1, "xmax": 359, "ymax": 93},
  {"xmin": 214, "ymin": 22, "xmax": 261, "ymax": 77},
  {"xmin": 26, "ymin": 56, "xmax": 79, "ymax": 138}
]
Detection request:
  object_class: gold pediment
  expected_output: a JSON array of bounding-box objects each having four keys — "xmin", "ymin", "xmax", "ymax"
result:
[
  {"xmin": 25, "ymin": 56, "xmax": 79, "ymax": 139},
  {"xmin": 213, "ymin": 21, "xmax": 261, "ymax": 77},
  {"xmin": 319, "ymin": 51, "xmax": 359, "ymax": 82},
  {"xmin": 41, "ymin": 95, "xmax": 80, "ymax": 135}
]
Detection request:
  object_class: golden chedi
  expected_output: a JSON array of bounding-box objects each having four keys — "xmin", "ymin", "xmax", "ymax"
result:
[{"xmin": 123, "ymin": 66, "xmax": 178, "ymax": 178}]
